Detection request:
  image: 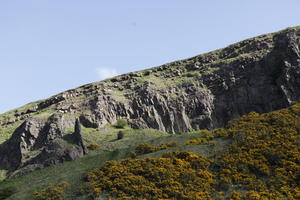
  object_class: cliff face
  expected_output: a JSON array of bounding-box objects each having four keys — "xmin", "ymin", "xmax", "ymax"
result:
[
  {"xmin": 0, "ymin": 27, "xmax": 299, "ymax": 171},
  {"xmin": 2, "ymin": 27, "xmax": 300, "ymax": 134},
  {"xmin": 16, "ymin": 27, "xmax": 300, "ymax": 132}
]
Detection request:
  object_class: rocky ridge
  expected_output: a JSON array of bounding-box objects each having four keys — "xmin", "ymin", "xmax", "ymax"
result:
[{"xmin": 0, "ymin": 26, "xmax": 300, "ymax": 172}]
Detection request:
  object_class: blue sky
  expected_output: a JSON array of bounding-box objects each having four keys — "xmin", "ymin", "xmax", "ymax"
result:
[{"xmin": 0, "ymin": 0, "xmax": 300, "ymax": 113}]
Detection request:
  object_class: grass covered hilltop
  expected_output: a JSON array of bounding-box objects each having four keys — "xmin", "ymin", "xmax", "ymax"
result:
[{"xmin": 0, "ymin": 103, "xmax": 299, "ymax": 200}]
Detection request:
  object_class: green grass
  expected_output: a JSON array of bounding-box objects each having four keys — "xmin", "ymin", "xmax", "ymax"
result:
[
  {"xmin": 0, "ymin": 122, "xmax": 23, "ymax": 143},
  {"xmin": 108, "ymin": 89, "xmax": 131, "ymax": 103},
  {"xmin": 82, "ymin": 126, "xmax": 169, "ymax": 151},
  {"xmin": 2, "ymin": 150, "xmax": 116, "ymax": 200},
  {"xmin": 0, "ymin": 106, "xmax": 55, "ymax": 144},
  {"xmin": 0, "ymin": 127, "xmax": 230, "ymax": 200}
]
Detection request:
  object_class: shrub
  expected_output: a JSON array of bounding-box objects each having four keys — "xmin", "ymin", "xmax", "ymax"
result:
[
  {"xmin": 82, "ymin": 151, "xmax": 214, "ymax": 199},
  {"xmin": 130, "ymin": 151, "xmax": 137, "ymax": 158},
  {"xmin": 201, "ymin": 130, "xmax": 213, "ymax": 139},
  {"xmin": 87, "ymin": 142, "xmax": 100, "ymax": 150},
  {"xmin": 33, "ymin": 181, "xmax": 69, "ymax": 200},
  {"xmin": 166, "ymin": 141, "xmax": 179, "ymax": 147},
  {"xmin": 134, "ymin": 143, "xmax": 158, "ymax": 155},
  {"xmin": 226, "ymin": 191, "xmax": 242, "ymax": 200},
  {"xmin": 218, "ymin": 103, "xmax": 300, "ymax": 199},
  {"xmin": 117, "ymin": 131, "xmax": 125, "ymax": 140},
  {"xmin": 133, "ymin": 142, "xmax": 178, "ymax": 156},
  {"xmin": 0, "ymin": 186, "xmax": 16, "ymax": 200},
  {"xmin": 185, "ymin": 137, "xmax": 207, "ymax": 145},
  {"xmin": 114, "ymin": 119, "xmax": 128, "ymax": 129},
  {"xmin": 244, "ymin": 191, "xmax": 261, "ymax": 200}
]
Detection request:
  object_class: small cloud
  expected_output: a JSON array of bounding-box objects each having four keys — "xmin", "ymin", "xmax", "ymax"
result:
[{"xmin": 96, "ymin": 67, "xmax": 119, "ymax": 80}]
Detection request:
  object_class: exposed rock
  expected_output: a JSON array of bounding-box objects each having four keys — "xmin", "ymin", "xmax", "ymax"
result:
[
  {"xmin": 79, "ymin": 114, "xmax": 98, "ymax": 128},
  {"xmin": 0, "ymin": 115, "xmax": 86, "ymax": 174},
  {"xmin": 37, "ymin": 95, "xmax": 65, "ymax": 110},
  {"xmin": 72, "ymin": 119, "xmax": 86, "ymax": 154},
  {"xmin": 0, "ymin": 118, "xmax": 46, "ymax": 169}
]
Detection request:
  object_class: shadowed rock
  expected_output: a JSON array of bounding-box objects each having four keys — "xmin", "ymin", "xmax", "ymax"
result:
[
  {"xmin": 72, "ymin": 118, "xmax": 86, "ymax": 154},
  {"xmin": 0, "ymin": 115, "xmax": 86, "ymax": 176}
]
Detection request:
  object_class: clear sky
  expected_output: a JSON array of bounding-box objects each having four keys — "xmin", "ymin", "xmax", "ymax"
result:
[{"xmin": 0, "ymin": 0, "xmax": 300, "ymax": 114}]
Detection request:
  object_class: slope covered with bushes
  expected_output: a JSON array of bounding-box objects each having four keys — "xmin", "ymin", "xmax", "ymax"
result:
[
  {"xmin": 1, "ymin": 103, "xmax": 300, "ymax": 199},
  {"xmin": 80, "ymin": 103, "xmax": 300, "ymax": 200},
  {"xmin": 82, "ymin": 151, "xmax": 214, "ymax": 200},
  {"xmin": 217, "ymin": 103, "xmax": 300, "ymax": 199}
]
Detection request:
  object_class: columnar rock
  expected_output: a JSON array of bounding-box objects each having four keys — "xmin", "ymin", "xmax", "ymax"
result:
[{"xmin": 72, "ymin": 118, "xmax": 86, "ymax": 154}]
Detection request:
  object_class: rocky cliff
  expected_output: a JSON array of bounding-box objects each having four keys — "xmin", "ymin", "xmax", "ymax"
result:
[
  {"xmin": 0, "ymin": 114, "xmax": 86, "ymax": 176},
  {"xmin": 0, "ymin": 26, "xmax": 300, "ymax": 172}
]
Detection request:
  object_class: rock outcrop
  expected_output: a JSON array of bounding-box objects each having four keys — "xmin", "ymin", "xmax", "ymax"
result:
[
  {"xmin": 63, "ymin": 27, "xmax": 299, "ymax": 133},
  {"xmin": 0, "ymin": 115, "xmax": 86, "ymax": 175}
]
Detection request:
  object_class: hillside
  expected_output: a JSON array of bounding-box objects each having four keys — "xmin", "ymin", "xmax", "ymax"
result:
[
  {"xmin": 0, "ymin": 103, "xmax": 299, "ymax": 199},
  {"xmin": 1, "ymin": 26, "xmax": 300, "ymax": 137},
  {"xmin": 0, "ymin": 26, "xmax": 299, "ymax": 199}
]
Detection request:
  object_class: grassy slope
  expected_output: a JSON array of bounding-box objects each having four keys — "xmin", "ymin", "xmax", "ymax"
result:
[
  {"xmin": 1, "ymin": 103, "xmax": 296, "ymax": 200},
  {"xmin": 79, "ymin": 103, "xmax": 300, "ymax": 200},
  {"xmin": 1, "ymin": 126, "xmax": 220, "ymax": 200}
]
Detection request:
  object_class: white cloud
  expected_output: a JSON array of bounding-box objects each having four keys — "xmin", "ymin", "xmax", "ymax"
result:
[{"xmin": 96, "ymin": 67, "xmax": 119, "ymax": 80}]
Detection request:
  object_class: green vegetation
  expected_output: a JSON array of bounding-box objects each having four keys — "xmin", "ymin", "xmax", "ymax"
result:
[
  {"xmin": 33, "ymin": 181, "xmax": 69, "ymax": 200},
  {"xmin": 114, "ymin": 119, "xmax": 128, "ymax": 129},
  {"xmin": 135, "ymin": 72, "xmax": 200, "ymax": 91},
  {"xmin": 0, "ymin": 186, "xmax": 16, "ymax": 200},
  {"xmin": 82, "ymin": 151, "xmax": 214, "ymax": 200},
  {"xmin": 0, "ymin": 103, "xmax": 299, "ymax": 199},
  {"xmin": 133, "ymin": 142, "xmax": 178, "ymax": 156},
  {"xmin": 80, "ymin": 103, "xmax": 300, "ymax": 199},
  {"xmin": 0, "ymin": 122, "xmax": 22, "ymax": 143},
  {"xmin": 117, "ymin": 131, "xmax": 125, "ymax": 140},
  {"xmin": 108, "ymin": 89, "xmax": 130, "ymax": 104},
  {"xmin": 0, "ymin": 125, "xmax": 219, "ymax": 200},
  {"xmin": 216, "ymin": 104, "xmax": 300, "ymax": 199},
  {"xmin": 0, "ymin": 105, "xmax": 54, "ymax": 143},
  {"xmin": 86, "ymin": 143, "xmax": 100, "ymax": 150}
]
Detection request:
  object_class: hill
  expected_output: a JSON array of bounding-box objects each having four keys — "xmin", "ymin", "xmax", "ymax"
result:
[{"xmin": 0, "ymin": 26, "xmax": 299, "ymax": 199}]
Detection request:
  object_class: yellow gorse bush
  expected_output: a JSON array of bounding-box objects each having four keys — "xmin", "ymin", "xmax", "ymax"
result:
[
  {"xmin": 133, "ymin": 142, "xmax": 178, "ymax": 156},
  {"xmin": 33, "ymin": 181, "xmax": 69, "ymax": 200},
  {"xmin": 82, "ymin": 151, "xmax": 214, "ymax": 200},
  {"xmin": 87, "ymin": 142, "xmax": 100, "ymax": 150},
  {"xmin": 218, "ymin": 104, "xmax": 300, "ymax": 199}
]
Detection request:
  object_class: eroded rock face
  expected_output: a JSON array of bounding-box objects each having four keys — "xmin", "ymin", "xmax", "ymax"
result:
[
  {"xmin": 75, "ymin": 28, "xmax": 299, "ymax": 133},
  {"xmin": 0, "ymin": 115, "xmax": 86, "ymax": 173}
]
